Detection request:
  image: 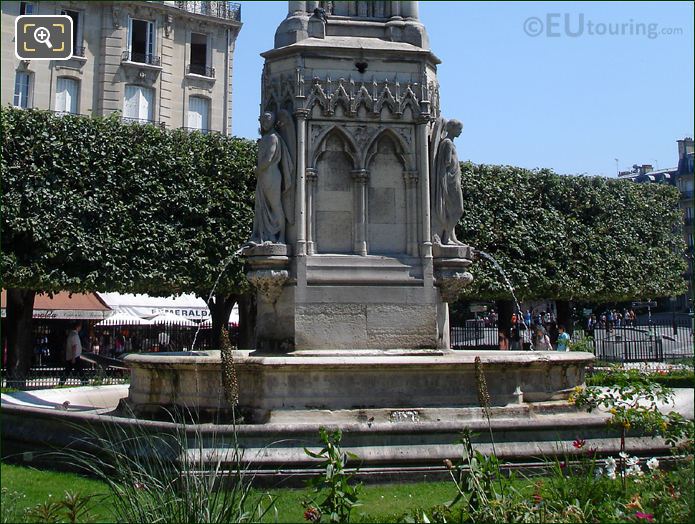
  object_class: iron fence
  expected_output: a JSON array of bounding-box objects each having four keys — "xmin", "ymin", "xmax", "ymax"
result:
[
  {"xmin": 1, "ymin": 365, "xmax": 129, "ymax": 391},
  {"xmin": 186, "ymin": 63, "xmax": 215, "ymax": 77},
  {"xmin": 451, "ymin": 319, "xmax": 694, "ymax": 363},
  {"xmin": 121, "ymin": 50, "xmax": 161, "ymax": 66},
  {"xmin": 174, "ymin": 1, "xmax": 242, "ymax": 22}
]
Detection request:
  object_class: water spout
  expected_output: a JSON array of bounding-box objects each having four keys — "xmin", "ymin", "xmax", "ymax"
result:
[
  {"xmin": 476, "ymin": 250, "xmax": 534, "ymax": 351},
  {"xmin": 190, "ymin": 248, "xmax": 244, "ymax": 351}
]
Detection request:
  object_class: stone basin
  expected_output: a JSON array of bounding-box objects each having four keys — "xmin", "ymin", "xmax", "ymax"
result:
[{"xmin": 124, "ymin": 350, "xmax": 595, "ymax": 422}]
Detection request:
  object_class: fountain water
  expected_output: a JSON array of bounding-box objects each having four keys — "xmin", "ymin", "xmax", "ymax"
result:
[
  {"xmin": 476, "ymin": 250, "xmax": 534, "ymax": 350},
  {"xmin": 190, "ymin": 245, "xmax": 246, "ymax": 351}
]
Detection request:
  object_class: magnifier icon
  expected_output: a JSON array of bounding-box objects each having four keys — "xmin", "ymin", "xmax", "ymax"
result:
[{"xmin": 33, "ymin": 26, "xmax": 53, "ymax": 49}]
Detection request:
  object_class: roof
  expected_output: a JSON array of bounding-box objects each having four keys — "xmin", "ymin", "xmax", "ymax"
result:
[{"xmin": 1, "ymin": 290, "xmax": 112, "ymax": 319}]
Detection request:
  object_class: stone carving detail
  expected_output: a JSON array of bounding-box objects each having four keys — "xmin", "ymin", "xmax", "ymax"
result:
[
  {"xmin": 247, "ymin": 111, "xmax": 296, "ymax": 245},
  {"xmin": 111, "ymin": 6, "xmax": 122, "ymax": 28},
  {"xmin": 247, "ymin": 269, "xmax": 290, "ymax": 304},
  {"xmin": 436, "ymin": 270, "xmax": 474, "ymax": 303},
  {"xmin": 270, "ymin": 71, "xmax": 434, "ymax": 119},
  {"xmin": 430, "ymin": 117, "xmax": 464, "ymax": 245}
]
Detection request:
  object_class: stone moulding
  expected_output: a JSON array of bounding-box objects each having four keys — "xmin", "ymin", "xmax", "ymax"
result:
[
  {"xmin": 242, "ymin": 243, "xmax": 291, "ymax": 304},
  {"xmin": 432, "ymin": 243, "xmax": 475, "ymax": 303}
]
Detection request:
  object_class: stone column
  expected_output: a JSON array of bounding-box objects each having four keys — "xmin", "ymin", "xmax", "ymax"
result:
[
  {"xmin": 401, "ymin": 1, "xmax": 419, "ymax": 19},
  {"xmin": 389, "ymin": 1, "xmax": 401, "ymax": 19},
  {"xmin": 289, "ymin": 1, "xmax": 306, "ymax": 14},
  {"xmin": 352, "ymin": 169, "xmax": 369, "ymax": 256},
  {"xmin": 417, "ymin": 121, "xmax": 432, "ymax": 258},
  {"xmin": 306, "ymin": 168, "xmax": 318, "ymax": 255},
  {"xmin": 294, "ymin": 109, "xmax": 309, "ymax": 256},
  {"xmin": 404, "ymin": 170, "xmax": 419, "ymax": 256}
]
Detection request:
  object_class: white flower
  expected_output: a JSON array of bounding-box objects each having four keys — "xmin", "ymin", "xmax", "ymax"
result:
[
  {"xmin": 595, "ymin": 467, "xmax": 604, "ymax": 478},
  {"xmin": 626, "ymin": 464, "xmax": 644, "ymax": 477},
  {"xmin": 626, "ymin": 456, "xmax": 640, "ymax": 467},
  {"xmin": 606, "ymin": 468, "xmax": 617, "ymax": 480},
  {"xmin": 646, "ymin": 457, "xmax": 659, "ymax": 471},
  {"xmin": 605, "ymin": 457, "xmax": 617, "ymax": 469},
  {"xmin": 619, "ymin": 451, "xmax": 629, "ymax": 459}
]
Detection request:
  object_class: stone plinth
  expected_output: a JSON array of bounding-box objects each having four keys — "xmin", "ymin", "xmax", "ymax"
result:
[{"xmin": 125, "ymin": 351, "xmax": 594, "ymax": 423}]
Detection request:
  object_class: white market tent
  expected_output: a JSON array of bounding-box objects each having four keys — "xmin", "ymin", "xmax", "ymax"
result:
[
  {"xmin": 95, "ymin": 312, "xmax": 153, "ymax": 326},
  {"xmin": 97, "ymin": 292, "xmax": 210, "ymax": 321},
  {"xmin": 97, "ymin": 292, "xmax": 239, "ymax": 324},
  {"xmin": 147, "ymin": 311, "xmax": 197, "ymax": 327}
]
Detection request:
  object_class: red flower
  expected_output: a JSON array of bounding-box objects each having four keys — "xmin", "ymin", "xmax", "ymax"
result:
[
  {"xmin": 304, "ymin": 507, "xmax": 321, "ymax": 523},
  {"xmin": 635, "ymin": 512, "xmax": 654, "ymax": 522},
  {"xmin": 532, "ymin": 493, "xmax": 543, "ymax": 505},
  {"xmin": 572, "ymin": 438, "xmax": 586, "ymax": 449}
]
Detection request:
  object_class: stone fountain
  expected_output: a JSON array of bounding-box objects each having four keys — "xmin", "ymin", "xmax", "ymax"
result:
[
  {"xmin": 125, "ymin": 0, "xmax": 593, "ymax": 424},
  {"xmin": 8, "ymin": 2, "xmax": 658, "ymax": 477}
]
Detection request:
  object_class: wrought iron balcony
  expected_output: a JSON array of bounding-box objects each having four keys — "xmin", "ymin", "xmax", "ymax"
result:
[
  {"xmin": 174, "ymin": 1, "xmax": 241, "ymax": 22},
  {"xmin": 121, "ymin": 50, "xmax": 161, "ymax": 67},
  {"xmin": 186, "ymin": 64, "xmax": 215, "ymax": 77},
  {"xmin": 122, "ymin": 117, "xmax": 166, "ymax": 130}
]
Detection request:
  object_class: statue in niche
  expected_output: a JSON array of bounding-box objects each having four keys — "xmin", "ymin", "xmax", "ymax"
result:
[
  {"xmin": 247, "ymin": 110, "xmax": 295, "ymax": 245},
  {"xmin": 430, "ymin": 118, "xmax": 465, "ymax": 245}
]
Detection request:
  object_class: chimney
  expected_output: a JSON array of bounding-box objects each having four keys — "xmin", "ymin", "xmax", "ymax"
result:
[{"xmin": 677, "ymin": 137, "xmax": 694, "ymax": 161}]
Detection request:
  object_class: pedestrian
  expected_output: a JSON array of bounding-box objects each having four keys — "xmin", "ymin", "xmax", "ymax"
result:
[
  {"xmin": 61, "ymin": 321, "xmax": 83, "ymax": 385},
  {"xmin": 498, "ymin": 329, "xmax": 509, "ymax": 350},
  {"xmin": 556, "ymin": 324, "xmax": 571, "ymax": 351},
  {"xmin": 535, "ymin": 327, "xmax": 553, "ymax": 351},
  {"xmin": 524, "ymin": 309, "xmax": 532, "ymax": 329},
  {"xmin": 510, "ymin": 316, "xmax": 522, "ymax": 350}
]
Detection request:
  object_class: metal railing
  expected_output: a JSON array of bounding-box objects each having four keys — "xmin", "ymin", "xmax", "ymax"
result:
[
  {"xmin": 121, "ymin": 50, "xmax": 161, "ymax": 67},
  {"xmin": 174, "ymin": 1, "xmax": 241, "ymax": 22},
  {"xmin": 121, "ymin": 117, "xmax": 166, "ymax": 129},
  {"xmin": 450, "ymin": 319, "xmax": 694, "ymax": 362},
  {"xmin": 186, "ymin": 63, "xmax": 215, "ymax": 77}
]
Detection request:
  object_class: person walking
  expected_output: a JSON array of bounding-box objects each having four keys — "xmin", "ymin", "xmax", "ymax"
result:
[
  {"xmin": 556, "ymin": 324, "xmax": 571, "ymax": 351},
  {"xmin": 535, "ymin": 327, "xmax": 553, "ymax": 351},
  {"xmin": 61, "ymin": 321, "xmax": 83, "ymax": 385}
]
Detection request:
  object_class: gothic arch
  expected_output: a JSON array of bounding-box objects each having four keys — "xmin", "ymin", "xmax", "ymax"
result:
[
  {"xmin": 311, "ymin": 125, "xmax": 359, "ymax": 169},
  {"xmin": 363, "ymin": 128, "xmax": 410, "ymax": 170}
]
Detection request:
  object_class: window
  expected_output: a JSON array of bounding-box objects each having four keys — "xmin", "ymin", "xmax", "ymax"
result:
[
  {"xmin": 123, "ymin": 85, "xmax": 154, "ymax": 122},
  {"xmin": 13, "ymin": 72, "xmax": 31, "ymax": 108},
  {"xmin": 19, "ymin": 2, "xmax": 35, "ymax": 15},
  {"xmin": 187, "ymin": 96, "xmax": 209, "ymax": 131},
  {"xmin": 61, "ymin": 9, "xmax": 83, "ymax": 54},
  {"xmin": 55, "ymin": 77, "xmax": 79, "ymax": 114},
  {"xmin": 127, "ymin": 18, "xmax": 155, "ymax": 64},
  {"xmin": 189, "ymin": 33, "xmax": 209, "ymax": 76}
]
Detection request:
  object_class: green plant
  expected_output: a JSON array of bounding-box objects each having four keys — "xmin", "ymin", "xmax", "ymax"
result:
[
  {"xmin": 568, "ymin": 336, "xmax": 595, "ymax": 353},
  {"xmin": 303, "ymin": 427, "xmax": 362, "ymax": 523},
  {"xmin": 1, "ymin": 487, "xmax": 27, "ymax": 523},
  {"xmin": 59, "ymin": 411, "xmax": 273, "ymax": 524}
]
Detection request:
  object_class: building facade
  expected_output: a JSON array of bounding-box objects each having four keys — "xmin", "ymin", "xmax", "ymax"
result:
[
  {"xmin": 619, "ymin": 138, "xmax": 695, "ymax": 311},
  {"xmin": 1, "ymin": 1, "xmax": 241, "ymax": 134}
]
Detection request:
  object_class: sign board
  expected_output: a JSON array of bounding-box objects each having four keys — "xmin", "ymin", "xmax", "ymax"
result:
[{"xmin": 469, "ymin": 305, "xmax": 488, "ymax": 313}]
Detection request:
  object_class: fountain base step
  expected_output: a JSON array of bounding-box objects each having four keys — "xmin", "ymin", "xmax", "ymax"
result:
[{"xmin": 123, "ymin": 350, "xmax": 594, "ymax": 423}]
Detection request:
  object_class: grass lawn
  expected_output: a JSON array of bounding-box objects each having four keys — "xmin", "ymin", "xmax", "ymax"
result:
[{"xmin": 1, "ymin": 462, "xmax": 461, "ymax": 523}]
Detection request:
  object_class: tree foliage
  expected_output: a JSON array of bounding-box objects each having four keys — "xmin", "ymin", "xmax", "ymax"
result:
[
  {"xmin": 457, "ymin": 163, "xmax": 687, "ymax": 302},
  {"xmin": 1, "ymin": 107, "xmax": 256, "ymax": 297}
]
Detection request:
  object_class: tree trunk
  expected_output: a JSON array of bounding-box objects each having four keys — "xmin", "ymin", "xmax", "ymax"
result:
[
  {"xmin": 5, "ymin": 288, "xmax": 36, "ymax": 384},
  {"xmin": 496, "ymin": 299, "xmax": 514, "ymax": 335},
  {"xmin": 237, "ymin": 293, "xmax": 256, "ymax": 350},
  {"xmin": 556, "ymin": 300, "xmax": 573, "ymax": 335},
  {"xmin": 207, "ymin": 293, "xmax": 237, "ymax": 349}
]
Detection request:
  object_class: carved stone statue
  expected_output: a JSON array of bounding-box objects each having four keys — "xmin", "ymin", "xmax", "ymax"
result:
[
  {"xmin": 247, "ymin": 111, "xmax": 296, "ymax": 245},
  {"xmin": 430, "ymin": 118, "xmax": 464, "ymax": 245}
]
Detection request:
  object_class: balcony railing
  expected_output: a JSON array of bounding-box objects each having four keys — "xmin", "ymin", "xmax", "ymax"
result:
[
  {"xmin": 186, "ymin": 64, "xmax": 215, "ymax": 77},
  {"xmin": 122, "ymin": 117, "xmax": 166, "ymax": 130},
  {"xmin": 174, "ymin": 1, "xmax": 241, "ymax": 22},
  {"xmin": 121, "ymin": 50, "xmax": 161, "ymax": 67}
]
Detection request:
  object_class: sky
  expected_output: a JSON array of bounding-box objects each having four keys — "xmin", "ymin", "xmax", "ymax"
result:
[{"xmin": 232, "ymin": 1, "xmax": 694, "ymax": 177}]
